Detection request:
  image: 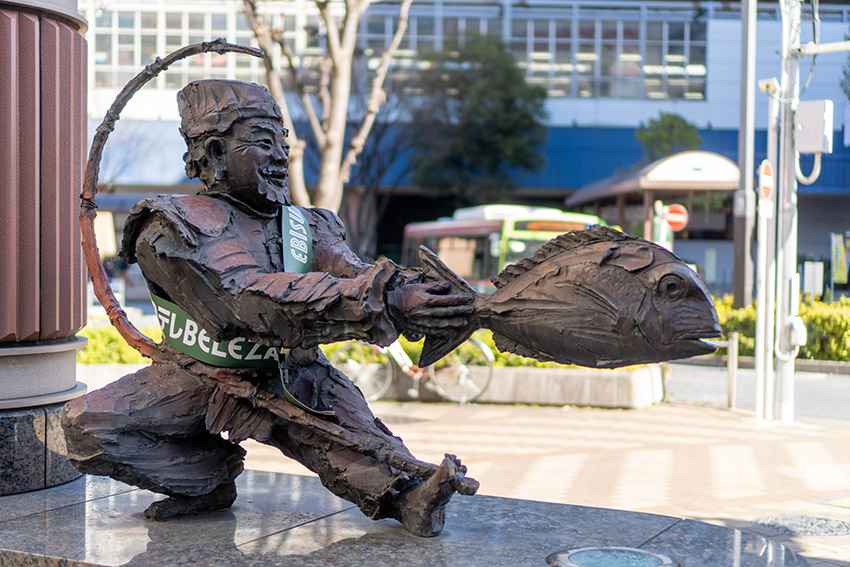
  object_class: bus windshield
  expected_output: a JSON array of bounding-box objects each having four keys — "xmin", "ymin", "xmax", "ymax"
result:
[
  {"xmin": 504, "ymin": 238, "xmax": 550, "ymax": 266},
  {"xmin": 402, "ymin": 205, "xmax": 608, "ymax": 291}
]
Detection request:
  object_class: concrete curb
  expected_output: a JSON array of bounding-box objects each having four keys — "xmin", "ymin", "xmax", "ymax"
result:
[{"xmin": 677, "ymin": 354, "xmax": 850, "ymax": 375}]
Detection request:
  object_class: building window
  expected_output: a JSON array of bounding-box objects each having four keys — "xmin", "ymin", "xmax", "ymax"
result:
[
  {"xmin": 644, "ymin": 20, "xmax": 706, "ymax": 100},
  {"xmin": 84, "ymin": 2, "xmax": 709, "ymax": 101}
]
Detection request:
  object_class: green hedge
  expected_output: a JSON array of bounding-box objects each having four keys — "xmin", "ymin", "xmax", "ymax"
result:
[
  {"xmin": 77, "ymin": 325, "xmax": 162, "ymax": 364},
  {"xmin": 715, "ymin": 295, "xmax": 850, "ymax": 361},
  {"xmin": 326, "ymin": 331, "xmax": 638, "ymax": 370},
  {"xmin": 78, "ymin": 326, "xmax": 639, "ymax": 369}
]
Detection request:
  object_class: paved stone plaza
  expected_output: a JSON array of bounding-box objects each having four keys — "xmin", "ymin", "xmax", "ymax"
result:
[
  {"xmin": 243, "ymin": 401, "xmax": 850, "ymax": 566},
  {"xmin": 4, "ymin": 363, "xmax": 849, "ymax": 565}
]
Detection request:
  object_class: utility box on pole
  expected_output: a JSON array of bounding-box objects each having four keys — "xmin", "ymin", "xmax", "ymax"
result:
[{"xmin": 796, "ymin": 100, "xmax": 833, "ymax": 154}]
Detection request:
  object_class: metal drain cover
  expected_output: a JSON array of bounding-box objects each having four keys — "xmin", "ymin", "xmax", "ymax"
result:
[
  {"xmin": 753, "ymin": 515, "xmax": 850, "ymax": 537},
  {"xmin": 547, "ymin": 547, "xmax": 677, "ymax": 567}
]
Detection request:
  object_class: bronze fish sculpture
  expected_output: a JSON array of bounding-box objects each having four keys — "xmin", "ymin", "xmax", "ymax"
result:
[{"xmin": 418, "ymin": 225, "xmax": 722, "ymax": 368}]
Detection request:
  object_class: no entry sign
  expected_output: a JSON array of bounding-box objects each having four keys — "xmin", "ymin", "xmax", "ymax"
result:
[{"xmin": 664, "ymin": 204, "xmax": 689, "ymax": 232}]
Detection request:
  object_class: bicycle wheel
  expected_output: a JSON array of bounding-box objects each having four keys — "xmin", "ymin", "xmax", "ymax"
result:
[
  {"xmin": 427, "ymin": 338, "xmax": 494, "ymax": 404},
  {"xmin": 331, "ymin": 342, "xmax": 395, "ymax": 402}
]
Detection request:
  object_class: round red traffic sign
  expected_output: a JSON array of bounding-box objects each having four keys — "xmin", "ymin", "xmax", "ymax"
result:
[
  {"xmin": 758, "ymin": 159, "xmax": 774, "ymax": 200},
  {"xmin": 664, "ymin": 204, "xmax": 689, "ymax": 232}
]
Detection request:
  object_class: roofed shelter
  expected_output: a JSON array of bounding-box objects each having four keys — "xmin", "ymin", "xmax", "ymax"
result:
[{"xmin": 565, "ymin": 151, "xmax": 740, "ymax": 240}]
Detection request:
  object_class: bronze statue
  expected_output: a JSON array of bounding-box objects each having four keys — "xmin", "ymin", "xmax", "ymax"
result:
[
  {"xmin": 64, "ymin": 80, "xmax": 478, "ymax": 537},
  {"xmin": 64, "ymin": 77, "xmax": 720, "ymax": 538}
]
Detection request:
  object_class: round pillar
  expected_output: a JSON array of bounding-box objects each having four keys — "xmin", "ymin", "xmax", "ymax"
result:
[{"xmin": 0, "ymin": 0, "xmax": 88, "ymax": 495}]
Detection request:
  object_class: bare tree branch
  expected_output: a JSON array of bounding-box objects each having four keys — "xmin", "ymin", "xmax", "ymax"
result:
[
  {"xmin": 241, "ymin": 0, "xmax": 311, "ymax": 205},
  {"xmin": 340, "ymin": 0, "xmax": 412, "ymax": 183},
  {"xmin": 279, "ymin": 39, "xmax": 327, "ymax": 148},
  {"xmin": 318, "ymin": 56, "xmax": 333, "ymax": 132},
  {"xmin": 316, "ymin": 1, "xmax": 342, "ymax": 66}
]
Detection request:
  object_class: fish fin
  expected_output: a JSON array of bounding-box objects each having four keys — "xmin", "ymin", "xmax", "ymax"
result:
[
  {"xmin": 419, "ymin": 246, "xmax": 478, "ymax": 296},
  {"xmin": 493, "ymin": 225, "xmax": 637, "ymax": 288},
  {"xmin": 599, "ymin": 243, "xmax": 654, "ymax": 272},
  {"xmin": 568, "ymin": 284, "xmax": 619, "ymax": 323},
  {"xmin": 419, "ymin": 328, "xmax": 475, "ymax": 368},
  {"xmin": 491, "ymin": 332, "xmax": 555, "ymax": 363}
]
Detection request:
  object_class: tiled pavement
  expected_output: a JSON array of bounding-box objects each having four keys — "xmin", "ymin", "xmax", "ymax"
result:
[{"xmin": 243, "ymin": 401, "xmax": 850, "ymax": 566}]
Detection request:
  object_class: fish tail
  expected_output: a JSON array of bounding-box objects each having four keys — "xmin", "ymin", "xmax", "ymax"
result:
[
  {"xmin": 419, "ymin": 329, "xmax": 476, "ymax": 368},
  {"xmin": 418, "ymin": 246, "xmax": 479, "ymax": 297},
  {"xmin": 416, "ymin": 246, "xmax": 482, "ymax": 367}
]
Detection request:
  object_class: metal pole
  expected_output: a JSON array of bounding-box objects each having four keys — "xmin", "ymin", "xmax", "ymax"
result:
[
  {"xmin": 755, "ymin": 194, "xmax": 768, "ymax": 421},
  {"xmin": 764, "ymin": 88, "xmax": 779, "ymax": 422},
  {"xmin": 775, "ymin": 0, "xmax": 801, "ymax": 424},
  {"xmin": 734, "ymin": 0, "xmax": 757, "ymax": 308},
  {"xmin": 755, "ymin": 79, "xmax": 780, "ymax": 422},
  {"xmin": 727, "ymin": 332, "xmax": 739, "ymax": 409}
]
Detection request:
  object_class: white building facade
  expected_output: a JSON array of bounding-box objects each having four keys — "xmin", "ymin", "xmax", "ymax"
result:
[{"xmin": 80, "ymin": 0, "xmax": 850, "ymax": 284}]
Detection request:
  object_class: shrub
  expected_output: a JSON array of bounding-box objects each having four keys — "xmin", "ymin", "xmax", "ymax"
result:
[
  {"xmin": 77, "ymin": 325, "xmax": 162, "ymax": 364},
  {"xmin": 798, "ymin": 297, "xmax": 850, "ymax": 361},
  {"xmin": 327, "ymin": 330, "xmax": 604, "ymax": 370},
  {"xmin": 714, "ymin": 295, "xmax": 850, "ymax": 361}
]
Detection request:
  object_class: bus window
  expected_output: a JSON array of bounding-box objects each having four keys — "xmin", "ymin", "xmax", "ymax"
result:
[{"xmin": 435, "ymin": 236, "xmax": 489, "ymax": 281}]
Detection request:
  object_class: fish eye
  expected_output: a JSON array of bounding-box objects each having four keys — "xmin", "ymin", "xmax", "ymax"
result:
[{"xmin": 658, "ymin": 273, "xmax": 687, "ymax": 301}]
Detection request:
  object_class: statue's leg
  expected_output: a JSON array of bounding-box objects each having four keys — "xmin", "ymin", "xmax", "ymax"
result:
[
  {"xmin": 262, "ymin": 352, "xmax": 475, "ymax": 536},
  {"xmin": 62, "ymin": 363, "xmax": 244, "ymax": 520}
]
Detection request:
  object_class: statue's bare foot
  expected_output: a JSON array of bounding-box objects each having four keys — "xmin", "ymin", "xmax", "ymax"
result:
[
  {"xmin": 396, "ymin": 454, "xmax": 479, "ymax": 537},
  {"xmin": 144, "ymin": 482, "xmax": 237, "ymax": 521}
]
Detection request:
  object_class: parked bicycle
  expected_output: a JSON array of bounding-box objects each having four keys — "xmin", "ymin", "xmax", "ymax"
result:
[{"xmin": 331, "ymin": 337, "xmax": 495, "ymax": 405}]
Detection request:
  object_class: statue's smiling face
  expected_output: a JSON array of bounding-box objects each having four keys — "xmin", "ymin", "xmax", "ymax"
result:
[{"xmin": 223, "ymin": 117, "xmax": 290, "ymax": 211}]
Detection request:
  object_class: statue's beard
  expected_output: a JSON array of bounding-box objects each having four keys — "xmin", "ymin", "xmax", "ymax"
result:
[{"xmin": 258, "ymin": 179, "xmax": 291, "ymax": 207}]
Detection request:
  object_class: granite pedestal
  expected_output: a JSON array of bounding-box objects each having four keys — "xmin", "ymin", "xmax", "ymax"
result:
[
  {"xmin": 0, "ymin": 338, "xmax": 88, "ymax": 495},
  {"xmin": 0, "ymin": 471, "xmax": 807, "ymax": 566}
]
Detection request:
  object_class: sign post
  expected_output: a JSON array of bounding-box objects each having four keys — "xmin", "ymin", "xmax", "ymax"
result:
[
  {"xmin": 831, "ymin": 233, "xmax": 848, "ymax": 299},
  {"xmin": 653, "ymin": 202, "xmax": 687, "ymax": 253},
  {"xmin": 754, "ymin": 159, "xmax": 775, "ymax": 422}
]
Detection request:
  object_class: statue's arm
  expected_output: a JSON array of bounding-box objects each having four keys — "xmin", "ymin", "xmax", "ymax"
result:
[
  {"xmin": 308, "ymin": 207, "xmax": 374, "ymax": 278},
  {"xmin": 133, "ymin": 217, "xmax": 400, "ymax": 348},
  {"xmin": 309, "ymin": 207, "xmax": 424, "ymax": 286}
]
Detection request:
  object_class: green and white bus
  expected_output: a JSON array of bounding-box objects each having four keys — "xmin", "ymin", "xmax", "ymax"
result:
[{"xmin": 402, "ymin": 205, "xmax": 611, "ymax": 291}]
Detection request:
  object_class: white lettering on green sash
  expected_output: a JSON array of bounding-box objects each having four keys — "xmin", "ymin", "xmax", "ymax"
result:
[
  {"xmin": 282, "ymin": 206, "xmax": 311, "ymax": 273},
  {"xmin": 151, "ymin": 294, "xmax": 279, "ymax": 369}
]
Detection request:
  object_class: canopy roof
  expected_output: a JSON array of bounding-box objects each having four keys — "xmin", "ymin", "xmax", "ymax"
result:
[{"xmin": 566, "ymin": 151, "xmax": 740, "ymax": 207}]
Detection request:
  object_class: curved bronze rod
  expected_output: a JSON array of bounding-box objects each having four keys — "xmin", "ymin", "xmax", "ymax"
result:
[{"xmin": 80, "ymin": 39, "xmax": 264, "ymax": 359}]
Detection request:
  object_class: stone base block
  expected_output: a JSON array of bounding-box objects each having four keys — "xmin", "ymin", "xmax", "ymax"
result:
[
  {"xmin": 0, "ymin": 402, "xmax": 83, "ymax": 496},
  {"xmin": 393, "ymin": 365, "xmax": 664, "ymax": 409},
  {"xmin": 477, "ymin": 365, "xmax": 664, "ymax": 409},
  {"xmin": 0, "ymin": 471, "xmax": 807, "ymax": 566}
]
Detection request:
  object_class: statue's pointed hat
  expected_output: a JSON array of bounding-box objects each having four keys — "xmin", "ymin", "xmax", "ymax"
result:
[{"xmin": 177, "ymin": 79, "xmax": 282, "ymax": 137}]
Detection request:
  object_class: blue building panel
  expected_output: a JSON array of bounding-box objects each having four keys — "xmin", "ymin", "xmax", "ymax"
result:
[
  {"xmin": 513, "ymin": 127, "xmax": 848, "ymax": 196},
  {"xmin": 104, "ymin": 119, "xmax": 849, "ymax": 197}
]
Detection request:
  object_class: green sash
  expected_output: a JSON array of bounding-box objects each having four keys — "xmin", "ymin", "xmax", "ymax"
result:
[
  {"xmin": 151, "ymin": 294, "xmax": 280, "ymax": 369},
  {"xmin": 150, "ymin": 205, "xmax": 333, "ymax": 416}
]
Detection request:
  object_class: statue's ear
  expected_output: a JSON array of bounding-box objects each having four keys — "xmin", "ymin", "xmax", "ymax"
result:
[{"xmin": 204, "ymin": 137, "xmax": 226, "ymax": 182}]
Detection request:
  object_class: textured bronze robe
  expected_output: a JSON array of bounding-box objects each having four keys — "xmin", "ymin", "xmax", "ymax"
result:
[{"xmin": 63, "ymin": 193, "xmax": 425, "ymax": 521}]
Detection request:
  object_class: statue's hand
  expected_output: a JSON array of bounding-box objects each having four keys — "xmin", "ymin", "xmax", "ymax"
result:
[{"xmin": 387, "ymin": 281, "xmax": 474, "ymax": 338}]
